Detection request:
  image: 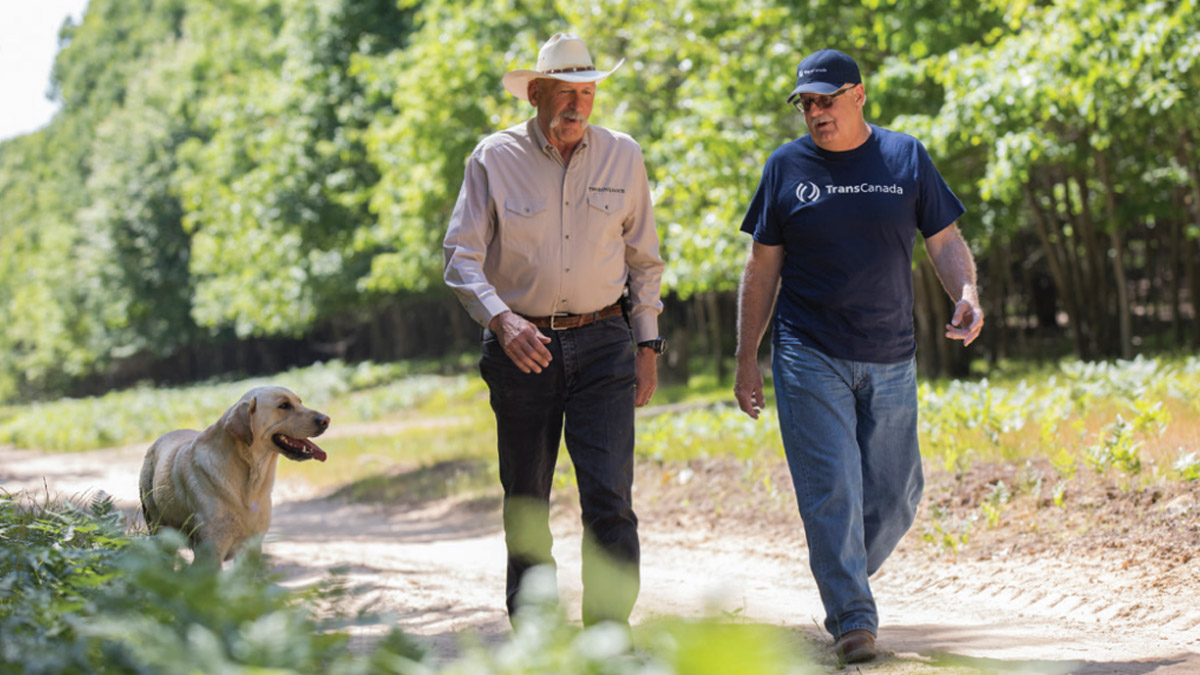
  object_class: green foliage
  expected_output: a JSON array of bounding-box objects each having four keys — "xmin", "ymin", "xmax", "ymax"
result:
[
  {"xmin": 0, "ymin": 492, "xmax": 129, "ymax": 673},
  {"xmin": 921, "ymin": 504, "xmax": 974, "ymax": 553},
  {"xmin": 1085, "ymin": 416, "xmax": 1143, "ymax": 477},
  {"xmin": 1, "ymin": 494, "xmax": 815, "ymax": 674},
  {"xmin": 0, "ymin": 0, "xmax": 413, "ymax": 398},
  {"xmin": 0, "ymin": 360, "xmax": 467, "ymax": 451},
  {"xmin": 0, "ymin": 492, "xmax": 427, "ymax": 673},
  {"xmin": 1175, "ymin": 451, "xmax": 1200, "ymax": 482},
  {"xmin": 2, "ymin": 0, "xmax": 1200, "ymax": 396},
  {"xmin": 174, "ymin": 0, "xmax": 410, "ymax": 337},
  {"xmin": 1052, "ymin": 480, "xmax": 1070, "ymax": 508},
  {"xmin": 442, "ymin": 566, "xmax": 817, "ymax": 675},
  {"xmin": 636, "ymin": 403, "xmax": 781, "ymax": 462},
  {"xmin": 980, "ymin": 480, "xmax": 1010, "ymax": 527},
  {"xmin": 354, "ymin": 0, "xmax": 588, "ymax": 294},
  {"xmin": 918, "ymin": 355, "xmax": 1198, "ymax": 477}
]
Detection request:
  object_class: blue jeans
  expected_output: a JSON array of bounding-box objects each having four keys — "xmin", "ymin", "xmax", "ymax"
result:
[
  {"xmin": 479, "ymin": 315, "xmax": 639, "ymax": 626},
  {"xmin": 771, "ymin": 340, "xmax": 923, "ymax": 638}
]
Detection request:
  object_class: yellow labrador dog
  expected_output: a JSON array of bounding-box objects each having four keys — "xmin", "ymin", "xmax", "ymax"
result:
[{"xmin": 139, "ymin": 386, "xmax": 330, "ymax": 561}]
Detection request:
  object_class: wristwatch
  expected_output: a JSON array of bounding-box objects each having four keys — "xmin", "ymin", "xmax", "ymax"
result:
[{"xmin": 637, "ymin": 337, "xmax": 667, "ymax": 355}]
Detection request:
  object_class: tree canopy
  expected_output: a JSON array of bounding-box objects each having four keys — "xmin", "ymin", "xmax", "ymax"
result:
[{"xmin": 1, "ymin": 0, "xmax": 1197, "ymax": 399}]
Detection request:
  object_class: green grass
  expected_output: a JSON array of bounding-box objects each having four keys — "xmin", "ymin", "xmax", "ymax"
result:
[
  {"xmin": 285, "ymin": 420, "xmax": 500, "ymax": 497},
  {"xmin": 918, "ymin": 354, "xmax": 1200, "ymax": 485},
  {"xmin": 7, "ymin": 354, "xmax": 1200, "ymax": 495},
  {"xmin": 0, "ymin": 358, "xmax": 476, "ymax": 452}
]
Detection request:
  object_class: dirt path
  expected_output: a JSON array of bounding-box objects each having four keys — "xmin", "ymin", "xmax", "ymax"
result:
[{"xmin": 3, "ymin": 443, "xmax": 1198, "ymax": 673}]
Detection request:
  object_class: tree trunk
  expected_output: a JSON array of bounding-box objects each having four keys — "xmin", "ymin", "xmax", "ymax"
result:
[
  {"xmin": 1179, "ymin": 130, "xmax": 1200, "ymax": 347},
  {"xmin": 693, "ymin": 294, "xmax": 709, "ymax": 372},
  {"xmin": 1070, "ymin": 168, "xmax": 1110, "ymax": 351},
  {"xmin": 985, "ymin": 238, "xmax": 1009, "ymax": 364},
  {"xmin": 704, "ymin": 291, "xmax": 725, "ymax": 382},
  {"xmin": 1096, "ymin": 148, "xmax": 1133, "ymax": 359},
  {"xmin": 1024, "ymin": 181, "xmax": 1088, "ymax": 358},
  {"xmin": 1168, "ymin": 197, "xmax": 1183, "ymax": 346},
  {"xmin": 912, "ymin": 260, "xmax": 940, "ymax": 377}
]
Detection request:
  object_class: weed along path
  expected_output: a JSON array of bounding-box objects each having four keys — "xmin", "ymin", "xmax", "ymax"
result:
[{"xmin": 3, "ymin": 439, "xmax": 1199, "ymax": 674}]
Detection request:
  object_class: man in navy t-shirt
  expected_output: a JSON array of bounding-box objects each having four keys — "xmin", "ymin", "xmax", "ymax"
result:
[{"xmin": 733, "ymin": 49, "xmax": 984, "ymax": 665}]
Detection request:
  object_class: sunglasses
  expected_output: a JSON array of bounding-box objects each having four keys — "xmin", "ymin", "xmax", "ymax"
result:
[{"xmin": 793, "ymin": 85, "xmax": 855, "ymax": 113}]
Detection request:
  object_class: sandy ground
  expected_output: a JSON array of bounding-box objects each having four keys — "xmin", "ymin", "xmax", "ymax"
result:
[{"xmin": 2, "ymin": 441, "xmax": 1198, "ymax": 674}]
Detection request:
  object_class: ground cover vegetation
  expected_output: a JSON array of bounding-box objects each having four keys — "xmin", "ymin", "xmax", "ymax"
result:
[{"xmin": 2, "ymin": 0, "xmax": 1199, "ymax": 401}]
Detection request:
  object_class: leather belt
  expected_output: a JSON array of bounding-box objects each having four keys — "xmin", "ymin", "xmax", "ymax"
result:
[{"xmin": 521, "ymin": 303, "xmax": 623, "ymax": 330}]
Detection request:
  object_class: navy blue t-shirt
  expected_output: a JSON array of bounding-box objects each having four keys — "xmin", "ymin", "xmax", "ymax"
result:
[{"xmin": 741, "ymin": 124, "xmax": 965, "ymax": 363}]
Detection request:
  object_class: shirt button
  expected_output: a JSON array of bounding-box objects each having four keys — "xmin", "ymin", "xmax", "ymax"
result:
[
  {"xmin": 565, "ymin": 268, "xmax": 571, "ymax": 273},
  {"xmin": 565, "ymin": 201, "xmax": 570, "ymax": 206}
]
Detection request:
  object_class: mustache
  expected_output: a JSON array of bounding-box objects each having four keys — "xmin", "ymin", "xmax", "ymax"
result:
[{"xmin": 550, "ymin": 110, "xmax": 588, "ymax": 129}]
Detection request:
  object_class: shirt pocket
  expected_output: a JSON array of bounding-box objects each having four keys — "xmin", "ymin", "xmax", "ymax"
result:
[
  {"xmin": 500, "ymin": 197, "xmax": 547, "ymax": 253},
  {"xmin": 584, "ymin": 192, "xmax": 625, "ymax": 244}
]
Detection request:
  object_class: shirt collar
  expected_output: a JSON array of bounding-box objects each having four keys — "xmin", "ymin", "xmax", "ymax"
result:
[{"xmin": 528, "ymin": 118, "xmax": 589, "ymax": 161}]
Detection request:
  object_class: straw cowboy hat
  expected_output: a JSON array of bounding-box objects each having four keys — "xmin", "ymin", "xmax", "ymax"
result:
[{"xmin": 502, "ymin": 33, "xmax": 624, "ymax": 101}]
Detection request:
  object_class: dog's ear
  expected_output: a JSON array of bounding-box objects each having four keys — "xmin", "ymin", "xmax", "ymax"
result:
[{"xmin": 223, "ymin": 397, "xmax": 257, "ymax": 446}]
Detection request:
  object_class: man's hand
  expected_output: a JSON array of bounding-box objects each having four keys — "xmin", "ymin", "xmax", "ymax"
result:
[
  {"xmin": 945, "ymin": 285, "xmax": 984, "ymax": 347},
  {"xmin": 734, "ymin": 359, "xmax": 766, "ymax": 420},
  {"xmin": 634, "ymin": 348, "xmax": 658, "ymax": 407},
  {"xmin": 489, "ymin": 311, "xmax": 553, "ymax": 373}
]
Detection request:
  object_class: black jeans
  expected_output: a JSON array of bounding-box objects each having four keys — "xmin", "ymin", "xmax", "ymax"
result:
[{"xmin": 479, "ymin": 315, "xmax": 639, "ymax": 625}]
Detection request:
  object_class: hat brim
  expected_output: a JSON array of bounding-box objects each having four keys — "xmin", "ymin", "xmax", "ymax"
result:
[
  {"xmin": 502, "ymin": 59, "xmax": 625, "ymax": 101},
  {"xmin": 786, "ymin": 81, "xmax": 845, "ymax": 104}
]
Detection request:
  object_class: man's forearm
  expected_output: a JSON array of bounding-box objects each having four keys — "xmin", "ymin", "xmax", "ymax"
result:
[
  {"xmin": 926, "ymin": 224, "xmax": 978, "ymax": 303},
  {"xmin": 736, "ymin": 242, "xmax": 784, "ymax": 362}
]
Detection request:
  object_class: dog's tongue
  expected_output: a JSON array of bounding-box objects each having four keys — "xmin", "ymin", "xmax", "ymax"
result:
[{"xmin": 298, "ymin": 437, "xmax": 328, "ymax": 462}]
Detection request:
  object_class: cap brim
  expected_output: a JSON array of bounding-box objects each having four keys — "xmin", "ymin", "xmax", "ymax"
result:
[
  {"xmin": 502, "ymin": 59, "xmax": 625, "ymax": 100},
  {"xmin": 786, "ymin": 81, "xmax": 843, "ymax": 103}
]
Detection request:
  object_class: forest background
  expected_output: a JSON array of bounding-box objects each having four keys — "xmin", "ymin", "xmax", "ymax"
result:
[{"xmin": 1, "ymin": 0, "xmax": 1198, "ymax": 403}]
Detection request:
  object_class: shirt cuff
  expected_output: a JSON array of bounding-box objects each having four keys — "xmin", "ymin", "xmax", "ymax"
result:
[
  {"xmin": 631, "ymin": 313, "xmax": 658, "ymax": 345},
  {"xmin": 479, "ymin": 296, "xmax": 511, "ymax": 329}
]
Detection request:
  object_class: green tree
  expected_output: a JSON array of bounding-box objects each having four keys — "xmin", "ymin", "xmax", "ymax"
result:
[
  {"xmin": 893, "ymin": 0, "xmax": 1200, "ymax": 360},
  {"xmin": 174, "ymin": 0, "xmax": 411, "ymax": 337}
]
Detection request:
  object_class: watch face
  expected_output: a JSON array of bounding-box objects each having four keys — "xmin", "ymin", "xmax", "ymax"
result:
[{"xmin": 640, "ymin": 338, "xmax": 667, "ymax": 354}]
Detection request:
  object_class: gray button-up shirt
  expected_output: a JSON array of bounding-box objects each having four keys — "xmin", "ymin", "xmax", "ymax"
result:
[{"xmin": 443, "ymin": 119, "xmax": 665, "ymax": 342}]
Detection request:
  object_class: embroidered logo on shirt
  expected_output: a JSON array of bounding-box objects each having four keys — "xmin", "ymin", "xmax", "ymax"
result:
[
  {"xmin": 795, "ymin": 181, "xmax": 821, "ymax": 203},
  {"xmin": 588, "ymin": 186, "xmax": 626, "ymax": 194}
]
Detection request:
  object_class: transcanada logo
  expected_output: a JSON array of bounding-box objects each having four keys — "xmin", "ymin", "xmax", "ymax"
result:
[
  {"xmin": 795, "ymin": 181, "xmax": 821, "ymax": 203},
  {"xmin": 796, "ymin": 181, "xmax": 904, "ymax": 204}
]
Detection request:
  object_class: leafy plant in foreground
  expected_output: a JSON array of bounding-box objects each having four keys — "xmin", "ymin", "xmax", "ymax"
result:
[
  {"xmin": 1175, "ymin": 451, "xmax": 1200, "ymax": 482},
  {"xmin": 0, "ymin": 492, "xmax": 130, "ymax": 673},
  {"xmin": 3, "ymin": 493, "xmax": 818, "ymax": 673}
]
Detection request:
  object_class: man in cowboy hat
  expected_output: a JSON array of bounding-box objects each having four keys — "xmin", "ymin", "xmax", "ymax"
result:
[
  {"xmin": 734, "ymin": 48, "xmax": 983, "ymax": 664},
  {"xmin": 444, "ymin": 33, "xmax": 665, "ymax": 627}
]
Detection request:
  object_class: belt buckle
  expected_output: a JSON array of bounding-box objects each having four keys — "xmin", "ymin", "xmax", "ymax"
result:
[{"xmin": 549, "ymin": 312, "xmax": 571, "ymax": 331}]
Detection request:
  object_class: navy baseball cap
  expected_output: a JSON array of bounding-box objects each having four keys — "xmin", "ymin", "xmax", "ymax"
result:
[{"xmin": 786, "ymin": 49, "xmax": 862, "ymax": 104}]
